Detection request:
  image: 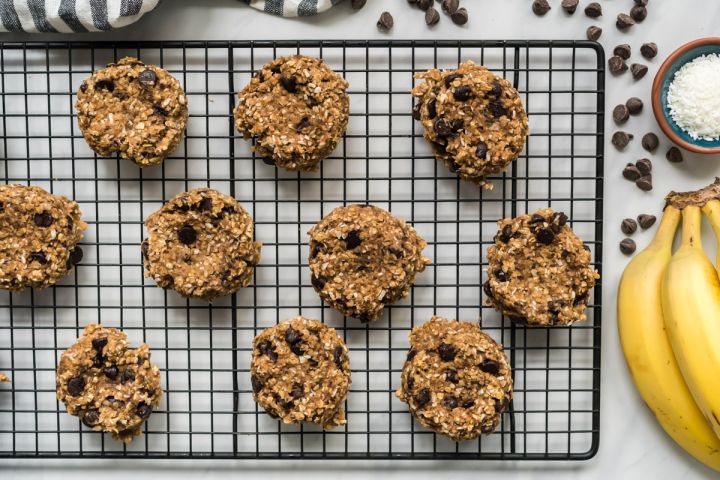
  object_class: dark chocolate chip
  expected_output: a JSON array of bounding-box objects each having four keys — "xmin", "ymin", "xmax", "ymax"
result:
[
  {"xmin": 613, "ymin": 44, "xmax": 631, "ymax": 60},
  {"xmin": 137, "ymin": 402, "xmax": 152, "ymax": 420},
  {"xmin": 613, "ymin": 104, "xmax": 630, "ymax": 124},
  {"xmin": 479, "ymin": 358, "xmax": 501, "ymax": 375},
  {"xmin": 453, "ymin": 85, "xmax": 472, "ymax": 102},
  {"xmin": 258, "ymin": 341, "xmax": 278, "ymax": 362},
  {"xmin": 621, "ymin": 218, "xmax": 638, "ymax": 235},
  {"xmin": 443, "ymin": 73, "xmax": 463, "ymax": 88},
  {"xmin": 284, "ymin": 327, "xmax": 301, "ymax": 344},
  {"xmin": 608, "ymin": 56, "xmax": 628, "ymax": 75},
  {"xmin": 377, "ymin": 11, "xmax": 394, "ymax": 30},
  {"xmin": 483, "ymin": 281, "xmax": 493, "ymax": 298},
  {"xmin": 92, "ymin": 337, "xmax": 107, "ymax": 351},
  {"xmin": 311, "ymin": 274, "xmax": 326, "ymax": 291},
  {"xmin": 438, "ymin": 343, "xmax": 456, "ymax": 361},
  {"xmin": 586, "ymin": 26, "xmax": 603, "ymax": 42},
  {"xmin": 412, "ymin": 103, "xmax": 422, "ymax": 121},
  {"xmin": 123, "ymin": 369, "xmax": 135, "ymax": 382},
  {"xmin": 82, "ymin": 408, "xmax": 100, "ymax": 427},
  {"xmin": 67, "ymin": 376, "xmax": 85, "ymax": 396},
  {"xmin": 448, "ymin": 161, "xmax": 460, "ymax": 173},
  {"xmin": 138, "ymin": 69, "xmax": 157, "ymax": 87},
  {"xmin": 92, "ymin": 353, "xmax": 103, "ymax": 368},
  {"xmin": 584, "ymin": 2, "xmax": 602, "ymax": 17},
  {"xmin": 641, "ymin": 43, "xmax": 658, "ymax": 60},
  {"xmin": 476, "ymin": 141, "xmax": 488, "ymax": 159},
  {"xmin": 34, "ymin": 211, "xmax": 53, "ymax": 227},
  {"xmin": 425, "ymin": 7, "xmax": 440, "ymax": 25},
  {"xmin": 536, "ymin": 228, "xmax": 555, "ymax": 245},
  {"xmin": 616, "ymin": 13, "xmax": 636, "ymax": 30},
  {"xmin": 445, "ymin": 369, "xmax": 459, "ymax": 384},
  {"xmin": 333, "ymin": 345, "xmax": 345, "ymax": 366},
  {"xmin": 631, "ymin": 64, "xmax": 648, "ymax": 80},
  {"xmin": 612, "ymin": 131, "xmax": 633, "ymax": 149},
  {"xmin": 561, "ymin": 0, "xmax": 579, "ymax": 14},
  {"xmin": 434, "ymin": 118, "xmax": 453, "ymax": 137},
  {"xmin": 442, "ymin": 0, "xmax": 459, "ymax": 14},
  {"xmin": 622, "ymin": 163, "xmax": 642, "ymax": 181},
  {"xmin": 406, "ymin": 349, "xmax": 417, "ymax": 362},
  {"xmin": 495, "ymin": 270, "xmax": 508, "ymax": 282},
  {"xmin": 489, "ymin": 100, "xmax": 508, "ymax": 118},
  {"xmin": 444, "ymin": 395, "xmax": 458, "ymax": 409},
  {"xmin": 94, "ymin": 79, "xmax": 114, "ymax": 92},
  {"xmin": 280, "ymin": 76, "xmax": 297, "ymax": 93},
  {"xmin": 291, "ymin": 383, "xmax": 304, "ymax": 399},
  {"xmin": 637, "ymin": 214, "xmax": 657, "ymax": 229},
  {"xmin": 642, "ymin": 133, "xmax": 659, "ymax": 152},
  {"xmin": 499, "ymin": 224, "xmax": 513, "ymax": 243},
  {"xmin": 555, "ymin": 212, "xmax": 568, "ymax": 226},
  {"xmin": 296, "ymin": 116, "xmax": 311, "ymax": 131},
  {"xmin": 450, "ymin": 7, "xmax": 468, "ymax": 24},
  {"xmin": 450, "ymin": 118, "xmax": 464, "ymax": 134},
  {"xmin": 178, "ymin": 224, "xmax": 197, "ymax": 245},
  {"xmin": 79, "ymin": 82, "xmax": 88, "ymax": 93},
  {"xmin": 532, "ymin": 0, "xmax": 551, "ymax": 15},
  {"xmin": 636, "ymin": 175, "xmax": 653, "ymax": 191},
  {"xmin": 414, "ymin": 388, "xmax": 431, "ymax": 406},
  {"xmin": 67, "ymin": 247, "xmax": 83, "ymax": 267},
  {"xmin": 666, "ymin": 146, "xmax": 684, "ymax": 163},
  {"xmin": 530, "ymin": 213, "xmax": 545, "ymax": 224},
  {"xmin": 290, "ymin": 342, "xmax": 304, "ymax": 356},
  {"xmin": 630, "ymin": 5, "xmax": 647, "ymax": 22},
  {"xmin": 30, "ymin": 252, "xmax": 47, "ymax": 265},
  {"xmin": 351, "ymin": 0, "xmax": 366, "ymax": 8},
  {"xmin": 251, "ymin": 375, "xmax": 263, "ymax": 393},
  {"xmin": 346, "ymin": 230, "xmax": 362, "ymax": 250},
  {"xmin": 620, "ymin": 238, "xmax": 637, "ymax": 255},
  {"xmin": 417, "ymin": 0, "xmax": 432, "ymax": 10},
  {"xmin": 103, "ymin": 365, "xmax": 119, "ymax": 380},
  {"xmin": 462, "ymin": 399, "xmax": 476, "ymax": 409},
  {"xmin": 636, "ymin": 158, "xmax": 652, "ymax": 176},
  {"xmin": 426, "ymin": 98, "xmax": 437, "ymax": 119},
  {"xmin": 406, "ymin": 375, "xmax": 415, "ymax": 390}
]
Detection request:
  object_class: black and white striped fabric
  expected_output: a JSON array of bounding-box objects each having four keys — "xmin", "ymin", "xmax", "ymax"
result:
[
  {"xmin": 0, "ymin": 0, "xmax": 161, "ymax": 33},
  {"xmin": 245, "ymin": 0, "xmax": 345, "ymax": 17}
]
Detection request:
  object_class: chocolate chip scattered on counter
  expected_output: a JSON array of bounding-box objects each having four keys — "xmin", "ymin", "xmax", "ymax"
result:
[
  {"xmin": 426, "ymin": 7, "xmax": 440, "ymax": 25},
  {"xmin": 584, "ymin": 2, "xmax": 602, "ymax": 17},
  {"xmin": 351, "ymin": 0, "xmax": 366, "ymax": 9},
  {"xmin": 617, "ymin": 13, "xmax": 636, "ymax": 30},
  {"xmin": 614, "ymin": 44, "xmax": 631, "ymax": 60},
  {"xmin": 666, "ymin": 146, "xmax": 684, "ymax": 163},
  {"xmin": 636, "ymin": 158, "xmax": 652, "ymax": 176},
  {"xmin": 532, "ymin": 0, "xmax": 551, "ymax": 15},
  {"xmin": 442, "ymin": 0, "xmax": 459, "ymax": 14},
  {"xmin": 641, "ymin": 132, "xmax": 659, "ymax": 152},
  {"xmin": 451, "ymin": 7, "xmax": 468, "ymax": 24},
  {"xmin": 626, "ymin": 97, "xmax": 644, "ymax": 115},
  {"xmin": 622, "ymin": 163, "xmax": 642, "ymax": 181},
  {"xmin": 621, "ymin": 218, "xmax": 638, "ymax": 235},
  {"xmin": 418, "ymin": 0, "xmax": 432, "ymax": 10},
  {"xmin": 620, "ymin": 238, "xmax": 637, "ymax": 255},
  {"xmin": 609, "ymin": 56, "xmax": 628, "ymax": 74},
  {"xmin": 630, "ymin": 5, "xmax": 647, "ymax": 22},
  {"xmin": 613, "ymin": 104, "xmax": 630, "ymax": 124},
  {"xmin": 636, "ymin": 175, "xmax": 653, "ymax": 191},
  {"xmin": 377, "ymin": 11, "xmax": 394, "ymax": 30},
  {"xmin": 634, "ymin": 0, "xmax": 648, "ymax": 4},
  {"xmin": 631, "ymin": 63, "xmax": 648, "ymax": 80},
  {"xmin": 587, "ymin": 26, "xmax": 602, "ymax": 41},
  {"xmin": 641, "ymin": 42, "xmax": 658, "ymax": 59},
  {"xmin": 612, "ymin": 131, "xmax": 634, "ymax": 149},
  {"xmin": 561, "ymin": 0, "xmax": 579, "ymax": 14},
  {"xmin": 637, "ymin": 214, "xmax": 657, "ymax": 229}
]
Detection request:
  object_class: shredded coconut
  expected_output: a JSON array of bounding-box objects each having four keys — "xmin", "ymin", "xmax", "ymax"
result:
[{"xmin": 667, "ymin": 53, "xmax": 720, "ymax": 141}]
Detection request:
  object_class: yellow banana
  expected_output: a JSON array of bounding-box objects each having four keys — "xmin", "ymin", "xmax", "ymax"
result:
[
  {"xmin": 618, "ymin": 206, "xmax": 720, "ymax": 471},
  {"xmin": 703, "ymin": 199, "xmax": 720, "ymax": 272},
  {"xmin": 662, "ymin": 205, "xmax": 720, "ymax": 443}
]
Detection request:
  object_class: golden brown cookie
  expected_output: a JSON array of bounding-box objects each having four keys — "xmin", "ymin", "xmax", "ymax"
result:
[
  {"xmin": 251, "ymin": 317, "xmax": 350, "ymax": 429},
  {"xmin": 396, "ymin": 317, "xmax": 513, "ymax": 441},
  {"xmin": 484, "ymin": 208, "xmax": 599, "ymax": 326},
  {"xmin": 234, "ymin": 55, "xmax": 349, "ymax": 172},
  {"xmin": 308, "ymin": 204, "xmax": 430, "ymax": 323},
  {"xmin": 76, "ymin": 57, "xmax": 188, "ymax": 167},
  {"xmin": 0, "ymin": 184, "xmax": 86, "ymax": 291},
  {"xmin": 143, "ymin": 188, "xmax": 262, "ymax": 302},
  {"xmin": 56, "ymin": 324, "xmax": 162, "ymax": 443},
  {"xmin": 412, "ymin": 61, "xmax": 529, "ymax": 189}
]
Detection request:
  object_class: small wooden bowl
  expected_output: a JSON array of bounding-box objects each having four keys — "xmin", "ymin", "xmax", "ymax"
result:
[{"xmin": 652, "ymin": 37, "xmax": 720, "ymax": 154}]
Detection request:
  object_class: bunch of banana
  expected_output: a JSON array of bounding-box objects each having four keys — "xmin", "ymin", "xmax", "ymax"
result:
[{"xmin": 618, "ymin": 179, "xmax": 720, "ymax": 472}]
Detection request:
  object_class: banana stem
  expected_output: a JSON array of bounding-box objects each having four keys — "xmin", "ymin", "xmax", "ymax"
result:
[
  {"xmin": 681, "ymin": 205, "xmax": 703, "ymax": 250},
  {"xmin": 702, "ymin": 200, "xmax": 720, "ymax": 269},
  {"xmin": 648, "ymin": 206, "xmax": 681, "ymax": 252}
]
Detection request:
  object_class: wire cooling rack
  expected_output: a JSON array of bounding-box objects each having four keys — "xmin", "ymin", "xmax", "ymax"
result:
[{"xmin": 0, "ymin": 40, "xmax": 604, "ymax": 460}]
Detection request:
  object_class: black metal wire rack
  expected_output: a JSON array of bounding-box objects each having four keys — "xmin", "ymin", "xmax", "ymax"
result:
[{"xmin": 0, "ymin": 40, "xmax": 604, "ymax": 460}]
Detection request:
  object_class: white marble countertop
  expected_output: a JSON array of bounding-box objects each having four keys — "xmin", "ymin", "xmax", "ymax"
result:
[{"xmin": 3, "ymin": 0, "xmax": 720, "ymax": 478}]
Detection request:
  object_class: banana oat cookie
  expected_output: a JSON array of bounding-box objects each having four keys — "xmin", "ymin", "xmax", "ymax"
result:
[
  {"xmin": 76, "ymin": 57, "xmax": 188, "ymax": 167},
  {"xmin": 308, "ymin": 204, "xmax": 430, "ymax": 323},
  {"xmin": 143, "ymin": 188, "xmax": 262, "ymax": 302},
  {"xmin": 56, "ymin": 324, "xmax": 162, "ymax": 443},
  {"xmin": 234, "ymin": 55, "xmax": 350, "ymax": 172},
  {"xmin": 0, "ymin": 184, "xmax": 87, "ymax": 291},
  {"xmin": 484, "ymin": 208, "xmax": 600, "ymax": 327},
  {"xmin": 396, "ymin": 317, "xmax": 513, "ymax": 441},
  {"xmin": 412, "ymin": 61, "xmax": 529, "ymax": 189},
  {"xmin": 251, "ymin": 317, "xmax": 351, "ymax": 429}
]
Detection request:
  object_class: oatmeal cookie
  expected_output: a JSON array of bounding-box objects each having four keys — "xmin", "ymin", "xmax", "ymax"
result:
[
  {"xmin": 56, "ymin": 323, "xmax": 162, "ymax": 443},
  {"xmin": 76, "ymin": 57, "xmax": 188, "ymax": 167},
  {"xmin": 251, "ymin": 317, "xmax": 351, "ymax": 429},
  {"xmin": 396, "ymin": 317, "xmax": 513, "ymax": 441},
  {"xmin": 0, "ymin": 184, "xmax": 86, "ymax": 291},
  {"xmin": 308, "ymin": 204, "xmax": 430, "ymax": 323},
  {"xmin": 143, "ymin": 188, "xmax": 262, "ymax": 302},
  {"xmin": 412, "ymin": 61, "xmax": 529, "ymax": 189},
  {"xmin": 484, "ymin": 208, "xmax": 600, "ymax": 326},
  {"xmin": 234, "ymin": 55, "xmax": 350, "ymax": 172}
]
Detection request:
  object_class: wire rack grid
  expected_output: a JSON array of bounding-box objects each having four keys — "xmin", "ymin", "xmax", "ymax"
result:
[{"xmin": 0, "ymin": 40, "xmax": 604, "ymax": 460}]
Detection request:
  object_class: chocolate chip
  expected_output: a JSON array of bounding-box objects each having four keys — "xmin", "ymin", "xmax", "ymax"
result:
[
  {"xmin": 453, "ymin": 85, "xmax": 472, "ymax": 102},
  {"xmin": 306, "ymin": 96, "xmax": 320, "ymax": 108},
  {"xmin": 290, "ymin": 342, "xmax": 304, "ymax": 356},
  {"xmin": 103, "ymin": 365, "xmax": 119, "ymax": 380},
  {"xmin": 462, "ymin": 399, "xmax": 475, "ymax": 408},
  {"xmin": 443, "ymin": 395, "xmax": 458, "ymax": 409},
  {"xmin": 561, "ymin": 0, "xmax": 579, "ymax": 14},
  {"xmin": 438, "ymin": 343, "xmax": 456, "ymax": 361},
  {"xmin": 554, "ymin": 211, "xmax": 568, "ymax": 226},
  {"xmin": 67, "ymin": 376, "xmax": 85, "ymax": 396},
  {"xmin": 499, "ymin": 224, "xmax": 513, "ymax": 243},
  {"xmin": 475, "ymin": 141, "xmax": 488, "ymax": 159},
  {"xmin": 425, "ymin": 7, "xmax": 440, "ymax": 25},
  {"xmin": 296, "ymin": 116, "xmax": 311, "ymax": 131},
  {"xmin": 79, "ymin": 82, "xmax": 88, "ymax": 93},
  {"xmin": 621, "ymin": 218, "xmax": 638, "ymax": 235},
  {"xmin": 34, "ymin": 211, "xmax": 53, "ymax": 227},
  {"xmin": 442, "ymin": 0, "xmax": 459, "ymax": 14},
  {"xmin": 333, "ymin": 345, "xmax": 345, "ymax": 366},
  {"xmin": 261, "ymin": 157, "xmax": 276, "ymax": 166},
  {"xmin": 637, "ymin": 214, "xmax": 657, "ymax": 229},
  {"xmin": 445, "ymin": 369, "xmax": 459, "ymax": 383},
  {"xmin": 138, "ymin": 69, "xmax": 157, "ymax": 87},
  {"xmin": 94, "ymin": 79, "xmax": 114, "ymax": 92},
  {"xmin": 412, "ymin": 103, "xmax": 421, "ymax": 120},
  {"xmin": 258, "ymin": 341, "xmax": 278, "ymax": 362},
  {"xmin": 489, "ymin": 100, "xmax": 507, "ymax": 118},
  {"xmin": 291, "ymin": 383, "xmax": 304, "ymax": 399},
  {"xmin": 489, "ymin": 79, "xmax": 502, "ymax": 97},
  {"xmin": 414, "ymin": 388, "xmax": 431, "ymax": 406},
  {"xmin": 123, "ymin": 369, "xmax": 135, "ymax": 382},
  {"xmin": 483, "ymin": 281, "xmax": 493, "ymax": 298},
  {"xmin": 584, "ymin": 2, "xmax": 602, "ymax": 17},
  {"xmin": 443, "ymin": 73, "xmax": 463, "ymax": 88},
  {"xmin": 479, "ymin": 358, "xmax": 501, "ymax": 375},
  {"xmin": 667, "ymin": 146, "xmax": 684, "ymax": 163},
  {"xmin": 495, "ymin": 270, "xmax": 509, "ymax": 282},
  {"xmin": 82, "ymin": 408, "xmax": 99, "ymax": 427},
  {"xmin": 636, "ymin": 158, "xmax": 652, "ymax": 176},
  {"xmin": 66, "ymin": 247, "xmax": 83, "ymax": 267},
  {"xmin": 608, "ymin": 56, "xmax": 628, "ymax": 75},
  {"xmin": 620, "ymin": 238, "xmax": 637, "ymax": 255},
  {"xmin": 631, "ymin": 63, "xmax": 648, "ymax": 80},
  {"xmin": 636, "ymin": 175, "xmax": 653, "ymax": 191},
  {"xmin": 280, "ymin": 75, "xmax": 297, "ymax": 93},
  {"xmin": 417, "ymin": 0, "xmax": 432, "ymax": 10},
  {"xmin": 351, "ymin": 0, "xmax": 366, "ymax": 8},
  {"xmin": 612, "ymin": 131, "xmax": 633, "ymax": 149},
  {"xmin": 284, "ymin": 327, "xmax": 301, "ymax": 344},
  {"xmin": 92, "ymin": 337, "xmax": 107, "ymax": 351},
  {"xmin": 346, "ymin": 230, "xmax": 362, "ymax": 249},
  {"xmin": 178, "ymin": 224, "xmax": 197, "ymax": 245},
  {"xmin": 426, "ymin": 98, "xmax": 437, "ymax": 119},
  {"xmin": 434, "ymin": 118, "xmax": 453, "ymax": 137},
  {"xmin": 641, "ymin": 42, "xmax": 658, "ymax": 60},
  {"xmin": 311, "ymin": 274, "xmax": 326, "ymax": 291},
  {"xmin": 450, "ymin": 7, "xmax": 468, "ymax": 25},
  {"xmin": 613, "ymin": 104, "xmax": 629, "ymax": 124},
  {"xmin": 137, "ymin": 402, "xmax": 152, "ymax": 420},
  {"xmin": 377, "ymin": 11, "xmax": 394, "ymax": 30},
  {"xmin": 449, "ymin": 161, "xmax": 460, "ymax": 173},
  {"xmin": 532, "ymin": 0, "xmax": 551, "ymax": 15},
  {"xmin": 642, "ymin": 133, "xmax": 659, "ymax": 152},
  {"xmin": 251, "ymin": 375, "xmax": 263, "ymax": 393},
  {"xmin": 630, "ymin": 5, "xmax": 647, "ymax": 22},
  {"xmin": 613, "ymin": 44, "xmax": 631, "ymax": 60},
  {"xmin": 30, "ymin": 252, "xmax": 47, "ymax": 265},
  {"xmin": 616, "ymin": 13, "xmax": 636, "ymax": 30},
  {"xmin": 622, "ymin": 163, "xmax": 642, "ymax": 181},
  {"xmin": 406, "ymin": 376, "xmax": 415, "ymax": 390},
  {"xmin": 586, "ymin": 26, "xmax": 602, "ymax": 42},
  {"xmin": 536, "ymin": 228, "xmax": 555, "ymax": 245}
]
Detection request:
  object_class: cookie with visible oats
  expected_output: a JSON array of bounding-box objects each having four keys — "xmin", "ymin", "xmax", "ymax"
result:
[
  {"xmin": 251, "ymin": 317, "xmax": 351, "ymax": 429},
  {"xmin": 143, "ymin": 188, "xmax": 262, "ymax": 302},
  {"xmin": 308, "ymin": 204, "xmax": 430, "ymax": 323},
  {"xmin": 56, "ymin": 323, "xmax": 162, "ymax": 443},
  {"xmin": 412, "ymin": 61, "xmax": 529, "ymax": 189},
  {"xmin": 396, "ymin": 317, "xmax": 513, "ymax": 441},
  {"xmin": 484, "ymin": 208, "xmax": 599, "ymax": 326},
  {"xmin": 0, "ymin": 184, "xmax": 86, "ymax": 291},
  {"xmin": 234, "ymin": 55, "xmax": 350, "ymax": 172},
  {"xmin": 76, "ymin": 57, "xmax": 188, "ymax": 167}
]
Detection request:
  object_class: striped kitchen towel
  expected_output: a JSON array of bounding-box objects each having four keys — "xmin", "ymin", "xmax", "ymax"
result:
[
  {"xmin": 245, "ymin": 0, "xmax": 345, "ymax": 17},
  {"xmin": 0, "ymin": 0, "xmax": 161, "ymax": 33}
]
